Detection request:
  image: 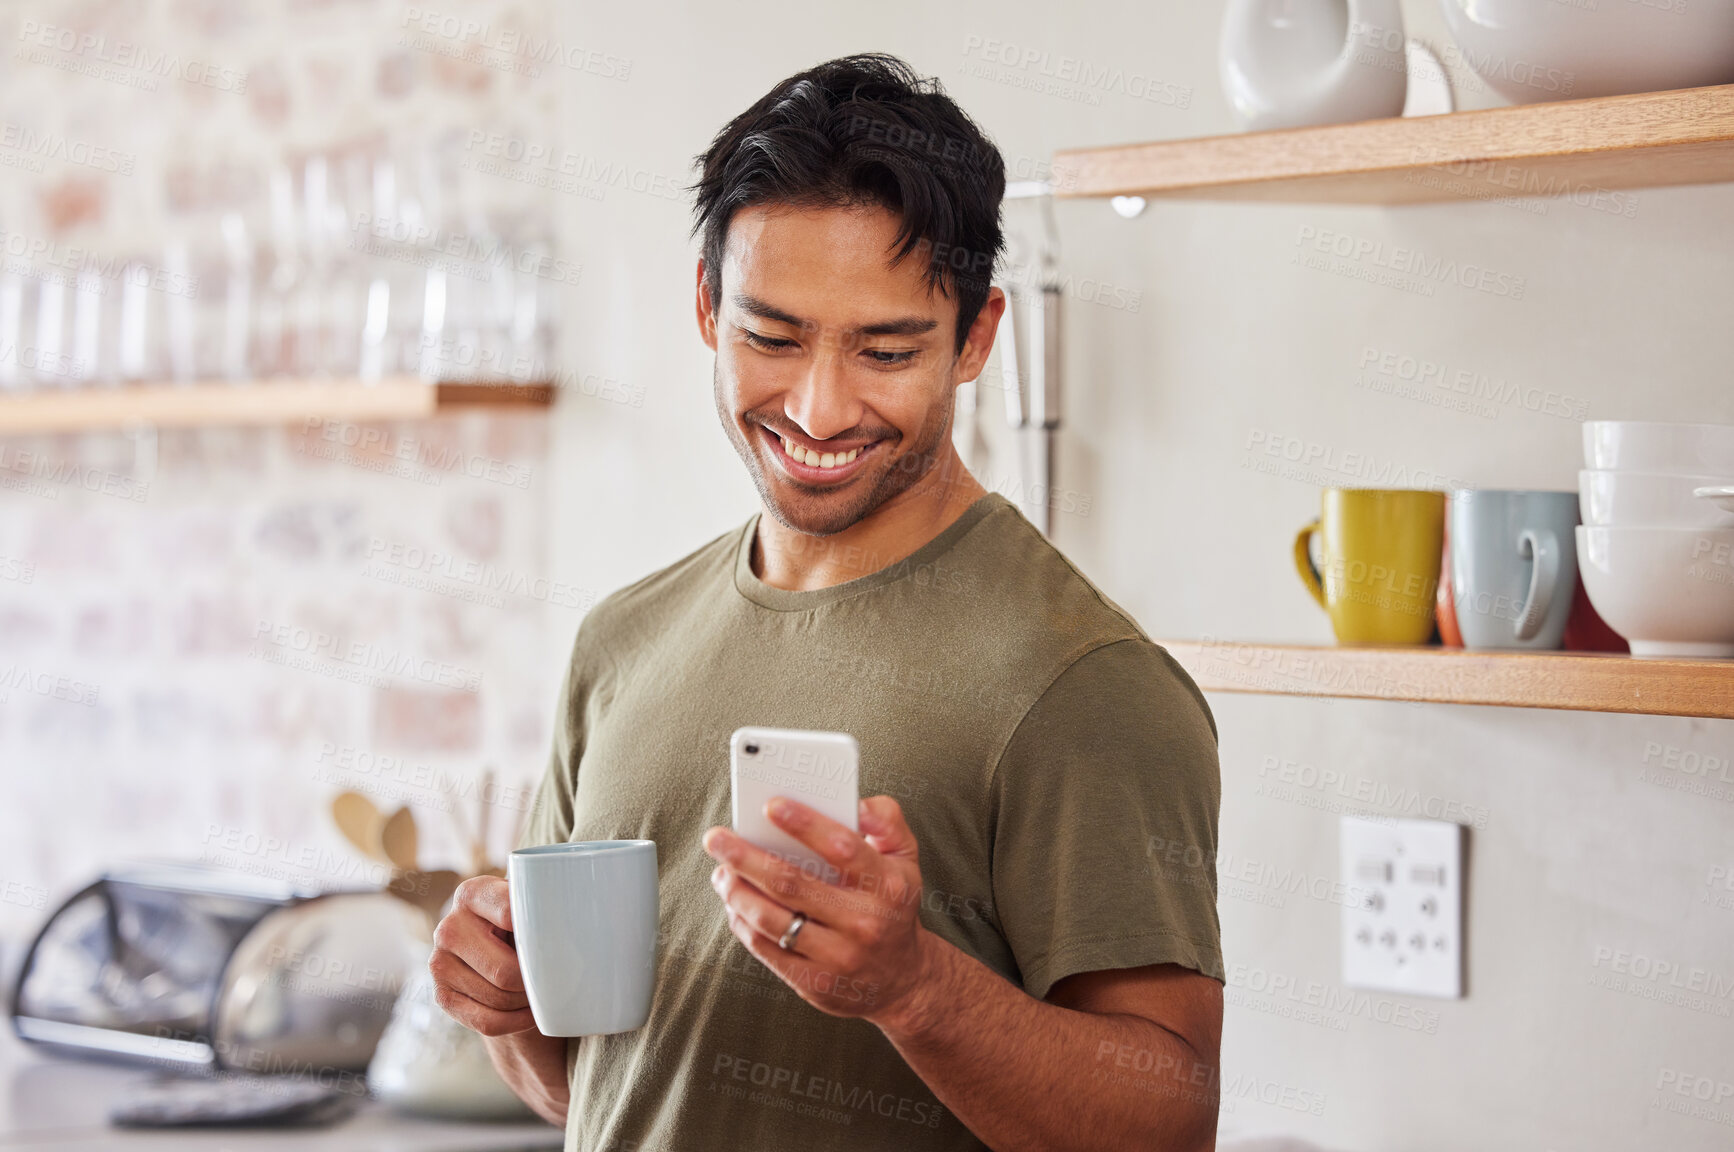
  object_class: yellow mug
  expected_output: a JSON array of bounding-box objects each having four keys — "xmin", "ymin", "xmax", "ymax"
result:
[{"xmin": 1294, "ymin": 488, "xmax": 1446, "ymax": 645}]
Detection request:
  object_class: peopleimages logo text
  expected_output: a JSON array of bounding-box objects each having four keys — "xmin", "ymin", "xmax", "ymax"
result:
[
  {"xmin": 399, "ymin": 8, "xmax": 631, "ymax": 79},
  {"xmin": 251, "ymin": 622, "xmax": 482, "ymax": 692},
  {"xmin": 1591, "ymin": 947, "xmax": 1734, "ymax": 1000},
  {"xmin": 958, "ymin": 35, "xmax": 1192, "ymax": 108},
  {"xmin": 1295, "ymin": 227, "xmax": 1527, "ymax": 299},
  {"xmin": 462, "ymin": 131, "xmax": 683, "ymax": 201},
  {"xmin": 0, "ymin": 123, "xmax": 134, "ymax": 174},
  {"xmin": 16, "ymin": 21, "xmax": 248, "ymax": 92}
]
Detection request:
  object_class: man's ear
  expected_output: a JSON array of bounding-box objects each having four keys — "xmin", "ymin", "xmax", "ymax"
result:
[
  {"xmin": 954, "ymin": 285, "xmax": 1006, "ymax": 388},
  {"xmin": 696, "ymin": 260, "xmax": 718, "ymax": 351}
]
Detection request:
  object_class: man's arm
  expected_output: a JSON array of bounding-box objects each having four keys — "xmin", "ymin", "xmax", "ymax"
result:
[
  {"xmin": 882, "ymin": 944, "xmax": 1220, "ymax": 1152},
  {"xmin": 482, "ymin": 1029, "xmax": 570, "ymax": 1129},
  {"xmin": 704, "ymin": 797, "xmax": 1221, "ymax": 1152},
  {"xmin": 429, "ymin": 876, "xmax": 572, "ymax": 1128}
]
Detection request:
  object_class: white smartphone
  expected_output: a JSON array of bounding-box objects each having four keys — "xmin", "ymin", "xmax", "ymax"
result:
[{"xmin": 730, "ymin": 726, "xmax": 860, "ymax": 882}]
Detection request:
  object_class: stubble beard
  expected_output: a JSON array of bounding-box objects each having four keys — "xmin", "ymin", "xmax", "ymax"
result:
[{"xmin": 714, "ymin": 363, "xmax": 958, "ymax": 538}]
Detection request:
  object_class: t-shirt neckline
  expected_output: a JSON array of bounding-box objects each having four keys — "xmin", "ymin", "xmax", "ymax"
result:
[{"xmin": 733, "ymin": 493, "xmax": 1008, "ymax": 612}]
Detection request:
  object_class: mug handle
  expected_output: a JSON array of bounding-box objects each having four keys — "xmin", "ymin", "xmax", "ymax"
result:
[
  {"xmin": 1514, "ymin": 528, "xmax": 1559, "ymax": 642},
  {"xmin": 1293, "ymin": 520, "xmax": 1327, "ymax": 611}
]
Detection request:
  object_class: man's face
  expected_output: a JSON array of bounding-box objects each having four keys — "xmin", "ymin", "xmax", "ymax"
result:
[{"xmin": 698, "ymin": 204, "xmax": 986, "ymax": 537}]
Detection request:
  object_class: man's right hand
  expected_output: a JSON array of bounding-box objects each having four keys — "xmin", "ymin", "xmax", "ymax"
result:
[
  {"xmin": 429, "ymin": 875, "xmax": 538, "ymax": 1036},
  {"xmin": 430, "ymin": 875, "xmax": 571, "ymax": 1127}
]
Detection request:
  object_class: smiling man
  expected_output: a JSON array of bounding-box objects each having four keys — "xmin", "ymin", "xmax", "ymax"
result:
[{"xmin": 429, "ymin": 53, "xmax": 1224, "ymax": 1152}]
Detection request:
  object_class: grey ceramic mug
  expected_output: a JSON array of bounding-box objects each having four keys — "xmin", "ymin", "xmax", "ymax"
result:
[
  {"xmin": 1449, "ymin": 489, "xmax": 1579, "ymax": 650},
  {"xmin": 507, "ymin": 839, "xmax": 658, "ymax": 1037}
]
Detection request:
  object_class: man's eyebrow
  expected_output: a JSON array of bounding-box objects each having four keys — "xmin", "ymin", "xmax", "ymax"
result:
[
  {"xmin": 857, "ymin": 316, "xmax": 938, "ymax": 337},
  {"xmin": 731, "ymin": 293, "xmax": 938, "ymax": 339},
  {"xmin": 732, "ymin": 293, "xmax": 807, "ymax": 328}
]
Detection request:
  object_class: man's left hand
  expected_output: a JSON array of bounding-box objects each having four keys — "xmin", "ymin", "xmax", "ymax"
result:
[{"xmin": 702, "ymin": 796, "xmax": 937, "ymax": 1028}]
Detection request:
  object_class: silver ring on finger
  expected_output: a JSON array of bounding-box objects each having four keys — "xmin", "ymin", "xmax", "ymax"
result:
[{"xmin": 778, "ymin": 911, "xmax": 807, "ymax": 952}]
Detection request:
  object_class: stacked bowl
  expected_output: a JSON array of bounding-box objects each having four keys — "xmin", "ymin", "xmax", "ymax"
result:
[{"xmin": 1577, "ymin": 422, "xmax": 1734, "ymax": 658}]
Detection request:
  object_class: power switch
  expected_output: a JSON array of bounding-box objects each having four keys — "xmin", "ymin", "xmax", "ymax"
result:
[{"xmin": 1340, "ymin": 816, "xmax": 1465, "ymax": 999}]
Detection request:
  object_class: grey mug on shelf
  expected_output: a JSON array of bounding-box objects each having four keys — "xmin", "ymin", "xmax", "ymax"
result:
[{"xmin": 1449, "ymin": 489, "xmax": 1580, "ymax": 651}]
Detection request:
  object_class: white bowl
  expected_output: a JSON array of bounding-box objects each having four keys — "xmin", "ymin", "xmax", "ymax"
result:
[
  {"xmin": 1583, "ymin": 421, "xmax": 1734, "ymax": 475},
  {"xmin": 1439, "ymin": 0, "xmax": 1734, "ymax": 105},
  {"xmin": 1577, "ymin": 525, "xmax": 1734, "ymax": 658},
  {"xmin": 1579, "ymin": 469, "xmax": 1734, "ymax": 529}
]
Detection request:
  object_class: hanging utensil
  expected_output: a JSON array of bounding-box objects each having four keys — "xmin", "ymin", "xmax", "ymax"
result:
[
  {"xmin": 996, "ymin": 189, "xmax": 1064, "ymax": 536},
  {"xmin": 1025, "ymin": 279, "xmax": 1062, "ymax": 536},
  {"xmin": 952, "ymin": 374, "xmax": 985, "ymax": 473},
  {"xmin": 999, "ymin": 284, "xmax": 1025, "ymax": 430}
]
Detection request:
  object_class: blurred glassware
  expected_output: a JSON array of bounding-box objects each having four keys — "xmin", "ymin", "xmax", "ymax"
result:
[
  {"xmin": 482, "ymin": 229, "xmax": 516, "ymax": 381},
  {"xmin": 71, "ymin": 266, "xmax": 104, "ymax": 385},
  {"xmin": 323, "ymin": 152, "xmax": 375, "ymax": 378},
  {"xmin": 359, "ymin": 276, "xmax": 391, "ymax": 383},
  {"xmin": 31, "ymin": 274, "xmax": 69, "ymax": 388},
  {"xmin": 418, "ymin": 264, "xmax": 447, "ymax": 382},
  {"xmin": 163, "ymin": 239, "xmax": 196, "ymax": 383},
  {"xmin": 511, "ymin": 250, "xmax": 556, "ymax": 383},
  {"xmin": 434, "ymin": 246, "xmax": 478, "ymax": 383},
  {"xmin": 219, "ymin": 213, "xmax": 252, "ymax": 381},
  {"xmin": 117, "ymin": 257, "xmax": 162, "ymax": 383},
  {"xmin": 293, "ymin": 157, "xmax": 332, "ymax": 376},
  {"xmin": 1, "ymin": 141, "xmax": 563, "ymax": 395},
  {"xmin": 0, "ymin": 266, "xmax": 29, "ymax": 390},
  {"xmin": 258, "ymin": 162, "xmax": 301, "ymax": 377},
  {"xmin": 385, "ymin": 252, "xmax": 424, "ymax": 380}
]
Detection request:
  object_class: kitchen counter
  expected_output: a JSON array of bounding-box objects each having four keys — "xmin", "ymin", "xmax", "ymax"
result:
[{"xmin": 0, "ymin": 1029, "xmax": 563, "ymax": 1151}]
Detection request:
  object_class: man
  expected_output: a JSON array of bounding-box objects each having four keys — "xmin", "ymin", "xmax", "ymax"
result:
[{"xmin": 430, "ymin": 53, "xmax": 1224, "ymax": 1152}]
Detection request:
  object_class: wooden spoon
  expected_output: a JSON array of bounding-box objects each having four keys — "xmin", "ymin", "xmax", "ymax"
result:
[
  {"xmin": 380, "ymin": 806, "xmax": 419, "ymax": 873},
  {"xmin": 331, "ymin": 792, "xmax": 389, "ymax": 864}
]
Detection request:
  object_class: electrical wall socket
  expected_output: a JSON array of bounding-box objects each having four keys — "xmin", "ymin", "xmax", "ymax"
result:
[{"xmin": 1340, "ymin": 816, "xmax": 1464, "ymax": 999}]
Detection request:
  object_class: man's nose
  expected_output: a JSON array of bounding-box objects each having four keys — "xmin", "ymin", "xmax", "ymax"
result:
[{"xmin": 783, "ymin": 348, "xmax": 863, "ymax": 441}]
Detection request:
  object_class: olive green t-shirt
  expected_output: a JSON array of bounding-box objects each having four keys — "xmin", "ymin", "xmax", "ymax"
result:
[{"xmin": 519, "ymin": 493, "xmax": 1222, "ymax": 1152}]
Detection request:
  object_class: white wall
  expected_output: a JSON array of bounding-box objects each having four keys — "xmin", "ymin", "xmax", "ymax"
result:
[{"xmin": 544, "ymin": 2, "xmax": 1734, "ymax": 1149}]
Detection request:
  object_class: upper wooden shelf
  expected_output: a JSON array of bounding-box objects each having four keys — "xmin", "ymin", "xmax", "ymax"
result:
[
  {"xmin": 1162, "ymin": 641, "xmax": 1734, "ymax": 720},
  {"xmin": 0, "ymin": 376, "xmax": 554, "ymax": 436},
  {"xmin": 1051, "ymin": 84, "xmax": 1734, "ymax": 204}
]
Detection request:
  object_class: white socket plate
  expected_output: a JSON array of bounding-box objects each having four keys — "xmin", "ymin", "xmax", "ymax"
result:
[{"xmin": 1340, "ymin": 816, "xmax": 1464, "ymax": 999}]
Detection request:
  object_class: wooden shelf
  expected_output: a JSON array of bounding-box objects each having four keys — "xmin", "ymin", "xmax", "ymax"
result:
[
  {"xmin": 1051, "ymin": 84, "xmax": 1734, "ymax": 204},
  {"xmin": 0, "ymin": 376, "xmax": 554, "ymax": 436},
  {"xmin": 1162, "ymin": 641, "xmax": 1734, "ymax": 719}
]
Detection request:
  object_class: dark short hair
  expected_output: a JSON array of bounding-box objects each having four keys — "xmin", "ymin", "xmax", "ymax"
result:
[{"xmin": 691, "ymin": 53, "xmax": 1005, "ymax": 352}]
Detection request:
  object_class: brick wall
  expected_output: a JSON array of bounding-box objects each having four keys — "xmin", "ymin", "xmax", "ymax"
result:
[{"xmin": 0, "ymin": 0, "xmax": 571, "ymax": 951}]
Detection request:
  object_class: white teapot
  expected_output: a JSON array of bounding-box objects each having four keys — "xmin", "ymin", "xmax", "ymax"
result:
[{"xmin": 1221, "ymin": 0, "xmax": 1409, "ymax": 130}]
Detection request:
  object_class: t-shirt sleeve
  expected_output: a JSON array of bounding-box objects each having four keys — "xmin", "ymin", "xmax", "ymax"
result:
[
  {"xmin": 989, "ymin": 637, "xmax": 1223, "ymax": 999},
  {"xmin": 516, "ymin": 626, "xmax": 600, "ymax": 852}
]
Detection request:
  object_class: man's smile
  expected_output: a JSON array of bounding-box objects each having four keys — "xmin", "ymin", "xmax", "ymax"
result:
[{"xmin": 758, "ymin": 423, "xmax": 882, "ymax": 484}]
